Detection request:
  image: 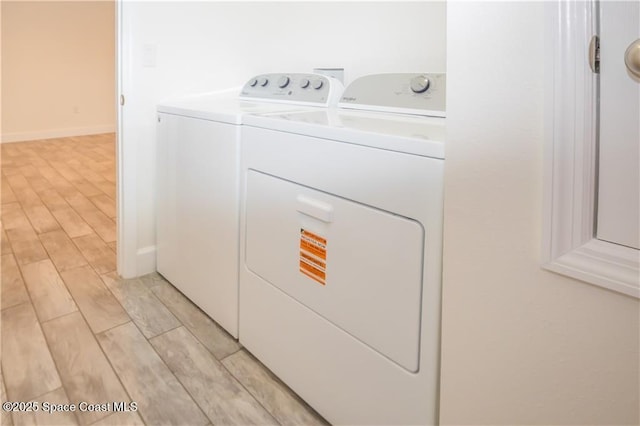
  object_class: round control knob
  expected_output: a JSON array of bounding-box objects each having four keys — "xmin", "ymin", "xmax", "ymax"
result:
[
  {"xmin": 278, "ymin": 76, "xmax": 290, "ymax": 88},
  {"xmin": 312, "ymin": 79, "xmax": 324, "ymax": 90},
  {"xmin": 258, "ymin": 77, "xmax": 269, "ymax": 87},
  {"xmin": 410, "ymin": 75, "xmax": 430, "ymax": 93},
  {"xmin": 249, "ymin": 78, "xmax": 258, "ymax": 87},
  {"xmin": 299, "ymin": 78, "xmax": 310, "ymax": 89}
]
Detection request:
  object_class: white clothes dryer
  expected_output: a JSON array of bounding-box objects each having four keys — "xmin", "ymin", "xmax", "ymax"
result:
[
  {"xmin": 239, "ymin": 73, "xmax": 446, "ymax": 424},
  {"xmin": 156, "ymin": 74, "xmax": 343, "ymax": 338}
]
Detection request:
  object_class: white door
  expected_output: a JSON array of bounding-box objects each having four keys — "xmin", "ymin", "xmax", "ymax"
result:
[{"xmin": 597, "ymin": 1, "xmax": 640, "ymax": 250}]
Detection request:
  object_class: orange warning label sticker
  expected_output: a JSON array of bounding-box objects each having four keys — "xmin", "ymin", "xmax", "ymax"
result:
[{"xmin": 299, "ymin": 228, "xmax": 327, "ymax": 285}]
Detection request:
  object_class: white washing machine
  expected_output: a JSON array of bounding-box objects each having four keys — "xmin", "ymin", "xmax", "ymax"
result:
[
  {"xmin": 239, "ymin": 73, "xmax": 446, "ymax": 424},
  {"xmin": 156, "ymin": 73, "xmax": 343, "ymax": 338}
]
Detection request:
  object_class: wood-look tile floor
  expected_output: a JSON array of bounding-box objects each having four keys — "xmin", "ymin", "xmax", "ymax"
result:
[{"xmin": 0, "ymin": 134, "xmax": 327, "ymax": 426}]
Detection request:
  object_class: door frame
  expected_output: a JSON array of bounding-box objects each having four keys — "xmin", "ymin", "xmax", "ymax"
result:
[
  {"xmin": 116, "ymin": 0, "xmax": 137, "ymax": 279},
  {"xmin": 543, "ymin": 0, "xmax": 639, "ymax": 298}
]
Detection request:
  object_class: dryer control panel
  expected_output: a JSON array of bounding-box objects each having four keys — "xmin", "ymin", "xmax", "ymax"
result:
[
  {"xmin": 339, "ymin": 73, "xmax": 446, "ymax": 117},
  {"xmin": 239, "ymin": 73, "xmax": 344, "ymax": 107}
]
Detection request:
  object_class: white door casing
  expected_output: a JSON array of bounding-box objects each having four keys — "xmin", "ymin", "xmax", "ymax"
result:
[
  {"xmin": 116, "ymin": 0, "xmax": 138, "ymax": 278},
  {"xmin": 543, "ymin": 1, "xmax": 639, "ymax": 298}
]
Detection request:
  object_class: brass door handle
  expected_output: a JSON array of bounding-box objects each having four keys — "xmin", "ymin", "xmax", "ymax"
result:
[{"xmin": 625, "ymin": 38, "xmax": 640, "ymax": 78}]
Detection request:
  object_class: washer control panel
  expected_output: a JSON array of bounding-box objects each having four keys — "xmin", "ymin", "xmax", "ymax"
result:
[
  {"xmin": 240, "ymin": 73, "xmax": 343, "ymax": 106},
  {"xmin": 339, "ymin": 73, "xmax": 446, "ymax": 117}
]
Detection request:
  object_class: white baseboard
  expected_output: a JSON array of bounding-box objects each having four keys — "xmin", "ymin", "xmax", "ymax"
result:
[
  {"xmin": 1, "ymin": 125, "xmax": 116, "ymax": 143},
  {"xmin": 136, "ymin": 245, "xmax": 157, "ymax": 277}
]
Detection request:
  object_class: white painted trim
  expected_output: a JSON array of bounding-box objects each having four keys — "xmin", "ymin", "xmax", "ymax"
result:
[
  {"xmin": 1, "ymin": 125, "xmax": 116, "ymax": 143},
  {"xmin": 546, "ymin": 239, "xmax": 639, "ymax": 298},
  {"xmin": 116, "ymin": 0, "xmax": 139, "ymax": 279},
  {"xmin": 136, "ymin": 245, "xmax": 157, "ymax": 276},
  {"xmin": 543, "ymin": 1, "xmax": 639, "ymax": 298}
]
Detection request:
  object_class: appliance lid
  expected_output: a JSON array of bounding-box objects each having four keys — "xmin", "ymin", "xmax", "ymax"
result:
[
  {"xmin": 243, "ymin": 108, "xmax": 445, "ymax": 159},
  {"xmin": 157, "ymin": 93, "xmax": 318, "ymax": 124}
]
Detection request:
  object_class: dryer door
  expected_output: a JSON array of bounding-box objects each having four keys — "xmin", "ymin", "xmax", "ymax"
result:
[{"xmin": 245, "ymin": 170, "xmax": 424, "ymax": 372}]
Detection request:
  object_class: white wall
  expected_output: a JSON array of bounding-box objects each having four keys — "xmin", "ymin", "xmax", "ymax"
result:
[
  {"xmin": 1, "ymin": 1, "xmax": 115, "ymax": 143},
  {"xmin": 440, "ymin": 2, "xmax": 639, "ymax": 424},
  {"xmin": 120, "ymin": 1, "xmax": 447, "ymax": 276}
]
